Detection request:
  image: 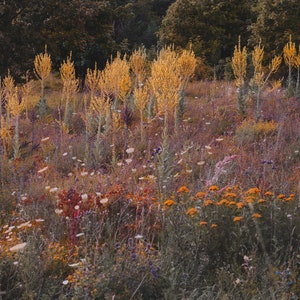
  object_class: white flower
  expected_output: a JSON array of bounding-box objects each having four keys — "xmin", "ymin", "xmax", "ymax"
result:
[
  {"xmin": 134, "ymin": 234, "xmax": 143, "ymax": 239},
  {"xmin": 76, "ymin": 233, "xmax": 84, "ymax": 237},
  {"xmin": 62, "ymin": 280, "xmax": 69, "ymax": 285},
  {"xmin": 125, "ymin": 158, "xmax": 132, "ymax": 164},
  {"xmin": 55, "ymin": 209, "xmax": 63, "ymax": 215},
  {"xmin": 68, "ymin": 263, "xmax": 80, "ymax": 268},
  {"xmin": 10, "ymin": 242, "xmax": 27, "ymax": 252},
  {"xmin": 80, "ymin": 171, "xmax": 88, "ymax": 177},
  {"xmin": 37, "ymin": 166, "xmax": 49, "ymax": 174},
  {"xmin": 49, "ymin": 187, "xmax": 59, "ymax": 193},
  {"xmin": 81, "ymin": 194, "xmax": 88, "ymax": 200},
  {"xmin": 41, "ymin": 137, "xmax": 50, "ymax": 142},
  {"xmin": 126, "ymin": 147, "xmax": 135, "ymax": 154},
  {"xmin": 62, "ymin": 152, "xmax": 68, "ymax": 156},
  {"xmin": 100, "ymin": 198, "xmax": 109, "ymax": 204},
  {"xmin": 74, "ymin": 205, "xmax": 80, "ymax": 210}
]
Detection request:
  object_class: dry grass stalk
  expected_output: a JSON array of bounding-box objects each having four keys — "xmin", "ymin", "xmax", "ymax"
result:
[
  {"xmin": 283, "ymin": 35, "xmax": 296, "ymax": 94},
  {"xmin": 134, "ymin": 84, "xmax": 149, "ymax": 141}
]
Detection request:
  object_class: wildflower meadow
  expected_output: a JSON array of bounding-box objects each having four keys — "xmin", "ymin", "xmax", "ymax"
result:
[{"xmin": 0, "ymin": 38, "xmax": 300, "ymax": 299}]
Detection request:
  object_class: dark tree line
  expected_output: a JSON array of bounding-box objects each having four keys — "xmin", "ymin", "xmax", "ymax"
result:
[{"xmin": 1, "ymin": 0, "xmax": 300, "ymax": 80}]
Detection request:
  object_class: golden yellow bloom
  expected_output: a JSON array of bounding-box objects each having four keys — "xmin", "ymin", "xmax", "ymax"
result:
[
  {"xmin": 186, "ymin": 207, "xmax": 198, "ymax": 216},
  {"xmin": 252, "ymin": 213, "xmax": 262, "ymax": 218},
  {"xmin": 209, "ymin": 185, "xmax": 219, "ymax": 191},
  {"xmin": 195, "ymin": 191, "xmax": 206, "ymax": 198},
  {"xmin": 164, "ymin": 199, "xmax": 176, "ymax": 207},
  {"xmin": 245, "ymin": 187, "xmax": 260, "ymax": 195},
  {"xmin": 233, "ymin": 216, "xmax": 243, "ymax": 222},
  {"xmin": 199, "ymin": 221, "xmax": 208, "ymax": 226},
  {"xmin": 177, "ymin": 185, "xmax": 190, "ymax": 193},
  {"xmin": 204, "ymin": 199, "xmax": 214, "ymax": 206},
  {"xmin": 211, "ymin": 223, "xmax": 218, "ymax": 228}
]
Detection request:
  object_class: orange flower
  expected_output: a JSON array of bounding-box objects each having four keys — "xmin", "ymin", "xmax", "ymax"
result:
[
  {"xmin": 186, "ymin": 207, "xmax": 198, "ymax": 216},
  {"xmin": 199, "ymin": 221, "xmax": 208, "ymax": 226},
  {"xmin": 211, "ymin": 223, "xmax": 218, "ymax": 228},
  {"xmin": 277, "ymin": 194, "xmax": 285, "ymax": 199},
  {"xmin": 195, "ymin": 191, "xmax": 206, "ymax": 198},
  {"xmin": 264, "ymin": 191, "xmax": 274, "ymax": 196},
  {"xmin": 245, "ymin": 187, "xmax": 260, "ymax": 195},
  {"xmin": 217, "ymin": 199, "xmax": 230, "ymax": 206},
  {"xmin": 177, "ymin": 185, "xmax": 190, "ymax": 193},
  {"xmin": 209, "ymin": 185, "xmax": 219, "ymax": 191},
  {"xmin": 245, "ymin": 196, "xmax": 255, "ymax": 203},
  {"xmin": 233, "ymin": 216, "xmax": 243, "ymax": 222},
  {"xmin": 252, "ymin": 213, "xmax": 262, "ymax": 218},
  {"xmin": 204, "ymin": 199, "xmax": 214, "ymax": 206},
  {"xmin": 258, "ymin": 199, "xmax": 267, "ymax": 203},
  {"xmin": 164, "ymin": 199, "xmax": 176, "ymax": 207},
  {"xmin": 229, "ymin": 201, "xmax": 237, "ymax": 206},
  {"xmin": 223, "ymin": 192, "xmax": 238, "ymax": 199},
  {"xmin": 236, "ymin": 202, "xmax": 244, "ymax": 209}
]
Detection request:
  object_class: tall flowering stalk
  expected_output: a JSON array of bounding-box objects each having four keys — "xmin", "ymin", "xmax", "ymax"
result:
[
  {"xmin": 130, "ymin": 47, "xmax": 147, "ymax": 87},
  {"xmin": 34, "ymin": 46, "xmax": 52, "ymax": 115},
  {"xmin": 251, "ymin": 43, "xmax": 281, "ymax": 120},
  {"xmin": 148, "ymin": 46, "xmax": 181, "ymax": 134},
  {"xmin": 7, "ymin": 87, "xmax": 24, "ymax": 159},
  {"xmin": 283, "ymin": 35, "xmax": 296, "ymax": 97},
  {"xmin": 60, "ymin": 53, "xmax": 79, "ymax": 128},
  {"xmin": 232, "ymin": 36, "xmax": 247, "ymax": 115}
]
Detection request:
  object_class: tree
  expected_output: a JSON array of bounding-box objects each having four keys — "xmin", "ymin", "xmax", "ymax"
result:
[{"xmin": 158, "ymin": 0, "xmax": 254, "ymax": 76}]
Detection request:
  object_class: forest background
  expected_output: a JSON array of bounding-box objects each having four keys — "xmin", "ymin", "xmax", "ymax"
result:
[{"xmin": 1, "ymin": 0, "xmax": 300, "ymax": 80}]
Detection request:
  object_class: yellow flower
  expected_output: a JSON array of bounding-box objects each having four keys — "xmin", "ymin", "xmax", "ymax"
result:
[
  {"xmin": 211, "ymin": 223, "xmax": 218, "ymax": 228},
  {"xmin": 186, "ymin": 207, "xmax": 198, "ymax": 216},
  {"xmin": 277, "ymin": 194, "xmax": 285, "ymax": 199},
  {"xmin": 233, "ymin": 216, "xmax": 243, "ymax": 222},
  {"xmin": 164, "ymin": 199, "xmax": 176, "ymax": 207},
  {"xmin": 209, "ymin": 185, "xmax": 219, "ymax": 191},
  {"xmin": 204, "ymin": 199, "xmax": 214, "ymax": 206},
  {"xmin": 245, "ymin": 196, "xmax": 255, "ymax": 203},
  {"xmin": 229, "ymin": 201, "xmax": 237, "ymax": 206},
  {"xmin": 199, "ymin": 221, "xmax": 208, "ymax": 226},
  {"xmin": 177, "ymin": 185, "xmax": 190, "ymax": 193},
  {"xmin": 195, "ymin": 191, "xmax": 206, "ymax": 198},
  {"xmin": 245, "ymin": 187, "xmax": 260, "ymax": 195},
  {"xmin": 252, "ymin": 213, "xmax": 262, "ymax": 218}
]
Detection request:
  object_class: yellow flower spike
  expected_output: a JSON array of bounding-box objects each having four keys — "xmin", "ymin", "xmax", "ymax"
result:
[{"xmin": 233, "ymin": 216, "xmax": 243, "ymax": 222}]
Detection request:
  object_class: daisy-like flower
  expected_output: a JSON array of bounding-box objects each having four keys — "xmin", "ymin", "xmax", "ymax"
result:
[
  {"xmin": 186, "ymin": 207, "xmax": 198, "ymax": 216},
  {"xmin": 177, "ymin": 185, "xmax": 190, "ymax": 193},
  {"xmin": 209, "ymin": 185, "xmax": 219, "ymax": 191},
  {"xmin": 164, "ymin": 199, "xmax": 176, "ymax": 207},
  {"xmin": 199, "ymin": 221, "xmax": 208, "ymax": 226},
  {"xmin": 211, "ymin": 223, "xmax": 218, "ymax": 228}
]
